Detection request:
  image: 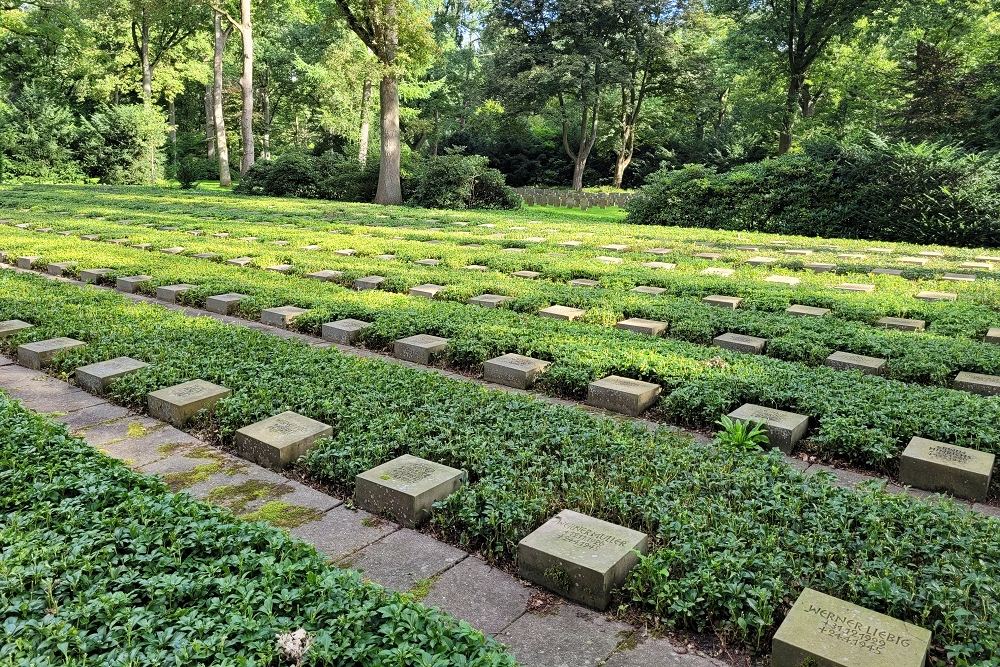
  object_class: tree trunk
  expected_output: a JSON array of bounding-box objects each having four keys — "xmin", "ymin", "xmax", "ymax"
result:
[
  {"xmin": 374, "ymin": 0, "xmax": 402, "ymax": 204},
  {"xmin": 168, "ymin": 98, "xmax": 177, "ymax": 167},
  {"xmin": 260, "ymin": 71, "xmax": 271, "ymax": 160},
  {"xmin": 358, "ymin": 77, "xmax": 372, "ymax": 164},
  {"xmin": 213, "ymin": 12, "xmax": 233, "ymax": 187},
  {"xmin": 778, "ymin": 71, "xmax": 804, "ymax": 155},
  {"xmin": 204, "ymin": 84, "xmax": 216, "ymax": 159},
  {"xmin": 138, "ymin": 19, "xmax": 153, "ymax": 107},
  {"xmin": 237, "ymin": 0, "xmax": 255, "ymax": 174}
]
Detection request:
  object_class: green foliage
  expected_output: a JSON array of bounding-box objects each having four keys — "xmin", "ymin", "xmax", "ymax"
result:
[
  {"xmin": 78, "ymin": 105, "xmax": 168, "ymax": 185},
  {"xmin": 0, "ymin": 85, "xmax": 83, "ymax": 182},
  {"xmin": 175, "ymin": 157, "xmax": 202, "ymax": 189},
  {"xmin": 627, "ymin": 137, "xmax": 1000, "ymax": 247},
  {"xmin": 408, "ymin": 152, "xmax": 521, "ymax": 210},
  {"xmin": 0, "ymin": 394, "xmax": 514, "ymax": 665},
  {"xmin": 715, "ymin": 415, "xmax": 768, "ymax": 451}
]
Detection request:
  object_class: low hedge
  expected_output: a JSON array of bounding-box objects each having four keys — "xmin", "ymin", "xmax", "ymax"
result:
[
  {"xmin": 0, "ymin": 271, "xmax": 998, "ymax": 664},
  {"xmin": 0, "ymin": 394, "xmax": 514, "ymax": 665},
  {"xmin": 627, "ymin": 138, "xmax": 1000, "ymax": 248}
]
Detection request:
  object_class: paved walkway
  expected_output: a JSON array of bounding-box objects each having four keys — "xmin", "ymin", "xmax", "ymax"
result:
[{"xmin": 0, "ymin": 354, "xmax": 730, "ymax": 667}]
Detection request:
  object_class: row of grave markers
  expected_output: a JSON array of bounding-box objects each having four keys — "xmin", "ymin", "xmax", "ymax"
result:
[{"xmin": 0, "ymin": 318, "xmax": 939, "ymax": 667}]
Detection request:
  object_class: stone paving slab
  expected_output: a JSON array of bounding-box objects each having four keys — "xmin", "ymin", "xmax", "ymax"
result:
[
  {"xmin": 495, "ymin": 603, "xmax": 630, "ymax": 667},
  {"xmin": 343, "ymin": 529, "xmax": 467, "ymax": 592},
  {"xmin": 423, "ymin": 556, "xmax": 535, "ymax": 635},
  {"xmin": 603, "ymin": 636, "xmax": 728, "ymax": 667},
  {"xmin": 290, "ymin": 505, "xmax": 400, "ymax": 561},
  {"xmin": 60, "ymin": 401, "xmax": 133, "ymax": 431}
]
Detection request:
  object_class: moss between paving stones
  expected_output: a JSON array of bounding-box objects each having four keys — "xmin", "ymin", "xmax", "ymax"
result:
[
  {"xmin": 0, "ymin": 270, "xmax": 997, "ymax": 662},
  {"xmin": 0, "ymin": 393, "xmax": 514, "ymax": 665}
]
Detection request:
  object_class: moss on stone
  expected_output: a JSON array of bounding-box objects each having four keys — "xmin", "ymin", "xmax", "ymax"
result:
[
  {"xmin": 206, "ymin": 479, "xmax": 291, "ymax": 513},
  {"xmin": 240, "ymin": 500, "xmax": 322, "ymax": 528}
]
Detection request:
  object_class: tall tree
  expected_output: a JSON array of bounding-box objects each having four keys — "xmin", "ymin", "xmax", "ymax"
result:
[
  {"xmin": 212, "ymin": 0, "xmax": 255, "ymax": 173},
  {"xmin": 211, "ymin": 9, "xmax": 233, "ymax": 185}
]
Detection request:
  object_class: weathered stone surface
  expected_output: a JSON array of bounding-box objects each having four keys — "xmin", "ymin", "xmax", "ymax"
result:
[
  {"xmin": 746, "ymin": 256, "xmax": 777, "ymax": 266},
  {"xmin": 409, "ymin": 283, "xmax": 445, "ymax": 299},
  {"xmin": 80, "ymin": 268, "xmax": 113, "ymax": 284},
  {"xmin": 587, "ymin": 375, "xmax": 661, "ymax": 416},
  {"xmin": 394, "ymin": 334, "xmax": 448, "ymax": 364},
  {"xmin": 960, "ymin": 261, "xmax": 992, "ymax": 270},
  {"xmin": 156, "ymin": 284, "xmax": 195, "ymax": 303},
  {"xmin": 192, "ymin": 252, "xmax": 220, "ymax": 261},
  {"xmin": 616, "ymin": 318, "xmax": 668, "ymax": 336},
  {"xmin": 986, "ymin": 327, "xmax": 1000, "ymax": 344},
  {"xmin": 872, "ymin": 268, "xmax": 904, "ymax": 276},
  {"xmin": 646, "ymin": 247, "xmax": 672, "ymax": 255},
  {"xmin": 75, "ymin": 356, "xmax": 149, "ymax": 394},
  {"xmin": 803, "ymin": 262, "xmax": 837, "ymax": 273},
  {"xmin": 414, "ymin": 258, "xmax": 441, "ymax": 266},
  {"xmin": 47, "ymin": 261, "xmax": 76, "ymax": 276},
  {"xmin": 469, "ymin": 293, "xmax": 513, "ymax": 308},
  {"xmin": 345, "ymin": 529, "xmax": 465, "ymax": 593},
  {"xmin": 918, "ymin": 250, "xmax": 945, "ymax": 257},
  {"xmin": 785, "ymin": 249, "xmax": 813, "ymax": 256},
  {"xmin": 765, "ymin": 275, "xmax": 801, "ymax": 286},
  {"xmin": 265, "ymin": 264, "xmax": 294, "ymax": 274},
  {"xmin": 569, "ymin": 278, "xmax": 599, "ymax": 288},
  {"xmin": 599, "ymin": 244, "xmax": 630, "ymax": 252},
  {"xmin": 898, "ymin": 256, "xmax": 929, "ymax": 266},
  {"xmin": 703, "ymin": 295, "xmax": 742, "ymax": 309},
  {"xmin": 147, "ymin": 379, "xmax": 231, "ymax": 426},
  {"xmin": 512, "ymin": 270, "xmax": 541, "ymax": 279},
  {"xmin": 727, "ymin": 403, "xmax": 808, "ymax": 453},
  {"xmin": 772, "ymin": 588, "xmax": 931, "ymax": 667},
  {"xmin": 701, "ymin": 267, "xmax": 735, "ymax": 277},
  {"xmin": 878, "ymin": 316, "xmax": 925, "ymax": 332},
  {"xmin": 836, "ymin": 283, "xmax": 875, "ymax": 292},
  {"xmin": 837, "ymin": 253, "xmax": 865, "ymax": 260},
  {"xmin": 17, "ymin": 337, "xmax": 86, "ymax": 370},
  {"xmin": 305, "ymin": 269, "xmax": 343, "ymax": 281},
  {"xmin": 954, "ymin": 371, "xmax": 1000, "ymax": 396},
  {"xmin": 160, "ymin": 246, "xmax": 185, "ymax": 255},
  {"xmin": 116, "ymin": 275, "xmax": 152, "ymax": 293},
  {"xmin": 354, "ymin": 275, "xmax": 386, "ymax": 290},
  {"xmin": 694, "ymin": 252, "xmax": 722, "ymax": 260},
  {"xmin": 496, "ymin": 603, "xmax": 631, "ymax": 667},
  {"xmin": 714, "ymin": 332, "xmax": 767, "ymax": 354},
  {"xmin": 226, "ymin": 256, "xmax": 254, "ymax": 267},
  {"xmin": 235, "ymin": 411, "xmax": 332, "ymax": 470},
  {"xmin": 540, "ymin": 305, "xmax": 586, "ymax": 321},
  {"xmin": 899, "ymin": 436, "xmax": 994, "ymax": 501},
  {"xmin": 321, "ymin": 319, "xmax": 371, "ymax": 344},
  {"xmin": 205, "ymin": 293, "xmax": 246, "ymax": 315},
  {"xmin": 355, "ymin": 454, "xmax": 465, "ymax": 527},
  {"xmin": 825, "ymin": 351, "xmax": 887, "ymax": 376},
  {"xmin": 916, "ymin": 290, "xmax": 957, "ymax": 302},
  {"xmin": 595, "ymin": 256, "xmax": 624, "ymax": 265},
  {"xmin": 786, "ymin": 304, "xmax": 830, "ymax": 317},
  {"xmin": 631, "ymin": 286, "xmax": 666, "ymax": 296},
  {"xmin": 335, "ymin": 248, "xmax": 357, "ymax": 256},
  {"xmin": 942, "ymin": 273, "xmax": 975, "ymax": 282},
  {"xmin": 483, "ymin": 353, "xmax": 550, "ymax": 389},
  {"xmin": 0, "ymin": 320, "xmax": 32, "ymax": 338},
  {"xmin": 422, "ymin": 556, "xmax": 533, "ymax": 635},
  {"xmin": 16, "ymin": 255, "xmax": 40, "ymax": 269},
  {"xmin": 518, "ymin": 509, "xmax": 648, "ymax": 610},
  {"xmin": 641, "ymin": 261, "xmax": 676, "ymax": 270},
  {"xmin": 260, "ymin": 306, "xmax": 308, "ymax": 329},
  {"xmin": 463, "ymin": 264, "xmax": 488, "ymax": 271}
]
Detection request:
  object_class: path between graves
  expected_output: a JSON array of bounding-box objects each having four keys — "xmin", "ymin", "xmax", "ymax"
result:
[
  {"xmin": 11, "ymin": 262, "xmax": 999, "ymax": 519},
  {"xmin": 0, "ymin": 355, "xmax": 731, "ymax": 667}
]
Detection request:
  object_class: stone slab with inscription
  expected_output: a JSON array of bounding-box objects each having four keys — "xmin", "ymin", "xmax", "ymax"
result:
[
  {"xmin": 942, "ymin": 273, "xmax": 975, "ymax": 282},
  {"xmin": 353, "ymin": 275, "xmax": 386, "ymax": 290},
  {"xmin": 409, "ymin": 283, "xmax": 445, "ymax": 299},
  {"xmin": 305, "ymin": 269, "xmax": 343, "ymax": 281},
  {"xmin": 0, "ymin": 319, "xmax": 32, "ymax": 338},
  {"xmin": 772, "ymin": 587, "xmax": 931, "ymax": 667},
  {"xmin": 786, "ymin": 304, "xmax": 830, "ymax": 318},
  {"xmin": 615, "ymin": 318, "xmax": 667, "ymax": 336},
  {"xmin": 539, "ymin": 305, "xmax": 585, "ymax": 321},
  {"xmin": 394, "ymin": 334, "xmax": 449, "ymax": 364},
  {"xmin": 235, "ymin": 410, "xmax": 333, "ymax": 470},
  {"xmin": 266, "ymin": 264, "xmax": 294, "ymax": 274},
  {"xmin": 147, "ymin": 379, "xmax": 231, "ymax": 426},
  {"xmin": 878, "ymin": 316, "xmax": 925, "ymax": 332},
  {"xmin": 469, "ymin": 294, "xmax": 513, "ymax": 308},
  {"xmin": 355, "ymin": 454, "xmax": 465, "ymax": 527},
  {"xmin": 321, "ymin": 318, "xmax": 371, "ymax": 344},
  {"xmin": 899, "ymin": 436, "xmax": 994, "ymax": 501},
  {"xmin": 156, "ymin": 284, "xmax": 196, "ymax": 303},
  {"xmin": 825, "ymin": 351, "xmax": 887, "ymax": 376},
  {"xmin": 47, "ymin": 261, "xmax": 76, "ymax": 276},
  {"xmin": 115, "ymin": 275, "xmax": 152, "ymax": 293},
  {"xmin": 75, "ymin": 356, "xmax": 149, "ymax": 395},
  {"xmin": 518, "ymin": 509, "xmax": 648, "ymax": 611},
  {"xmin": 80, "ymin": 268, "xmax": 114, "ymax": 284},
  {"xmin": 261, "ymin": 305, "xmax": 308, "ymax": 329},
  {"xmin": 226, "ymin": 256, "xmax": 254, "ymax": 267},
  {"xmin": 703, "ymin": 295, "xmax": 742, "ymax": 309},
  {"xmin": 953, "ymin": 370, "xmax": 1000, "ymax": 396},
  {"xmin": 483, "ymin": 353, "xmax": 551, "ymax": 389},
  {"xmin": 586, "ymin": 375, "xmax": 661, "ymax": 416},
  {"xmin": 714, "ymin": 332, "xmax": 767, "ymax": 354},
  {"xmin": 727, "ymin": 403, "xmax": 808, "ymax": 454},
  {"xmin": 17, "ymin": 337, "xmax": 86, "ymax": 370},
  {"xmin": 205, "ymin": 293, "xmax": 247, "ymax": 315},
  {"xmin": 512, "ymin": 270, "xmax": 541, "ymax": 279}
]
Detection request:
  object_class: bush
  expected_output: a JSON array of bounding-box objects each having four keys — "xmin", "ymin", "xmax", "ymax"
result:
[
  {"xmin": 78, "ymin": 104, "xmax": 167, "ymax": 185},
  {"xmin": 236, "ymin": 152, "xmax": 377, "ymax": 202},
  {"xmin": 0, "ymin": 85, "xmax": 83, "ymax": 182},
  {"xmin": 314, "ymin": 152, "xmax": 379, "ymax": 202},
  {"xmin": 627, "ymin": 137, "xmax": 1000, "ymax": 247},
  {"xmin": 175, "ymin": 158, "xmax": 202, "ymax": 189},
  {"xmin": 408, "ymin": 152, "xmax": 521, "ymax": 210}
]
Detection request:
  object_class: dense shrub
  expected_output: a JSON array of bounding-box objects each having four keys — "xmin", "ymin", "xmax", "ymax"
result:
[
  {"xmin": 627, "ymin": 137, "xmax": 1000, "ymax": 247},
  {"xmin": 77, "ymin": 104, "xmax": 167, "ymax": 185},
  {"xmin": 314, "ymin": 152, "xmax": 379, "ymax": 201},
  {"xmin": 0, "ymin": 85, "xmax": 83, "ymax": 182},
  {"xmin": 408, "ymin": 152, "xmax": 522, "ymax": 210}
]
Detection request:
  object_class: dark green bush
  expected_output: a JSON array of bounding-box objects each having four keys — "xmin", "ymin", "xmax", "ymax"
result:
[
  {"xmin": 175, "ymin": 158, "xmax": 202, "ymax": 189},
  {"xmin": 314, "ymin": 152, "xmax": 379, "ymax": 201},
  {"xmin": 627, "ymin": 137, "xmax": 1000, "ymax": 247},
  {"xmin": 0, "ymin": 85, "xmax": 84, "ymax": 182},
  {"xmin": 236, "ymin": 152, "xmax": 377, "ymax": 202},
  {"xmin": 77, "ymin": 104, "xmax": 167, "ymax": 185},
  {"xmin": 407, "ymin": 152, "xmax": 521, "ymax": 210}
]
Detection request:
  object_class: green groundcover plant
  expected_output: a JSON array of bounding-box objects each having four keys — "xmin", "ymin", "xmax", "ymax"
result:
[
  {"xmin": 0, "ymin": 393, "xmax": 515, "ymax": 666},
  {"xmin": 0, "ymin": 270, "xmax": 998, "ymax": 663}
]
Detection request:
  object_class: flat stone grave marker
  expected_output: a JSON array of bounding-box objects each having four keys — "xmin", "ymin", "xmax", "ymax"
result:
[
  {"xmin": 786, "ymin": 304, "xmax": 830, "ymax": 318},
  {"xmin": 900, "ymin": 436, "xmax": 994, "ymax": 501},
  {"xmin": 305, "ymin": 270, "xmax": 343, "ymax": 281},
  {"xmin": 785, "ymin": 249, "xmax": 813, "ymax": 255},
  {"xmin": 16, "ymin": 255, "xmax": 40, "ymax": 269},
  {"xmin": 701, "ymin": 267, "xmax": 735, "ymax": 277},
  {"xmin": 746, "ymin": 256, "xmax": 777, "ymax": 266},
  {"xmin": 872, "ymin": 268, "xmax": 903, "ymax": 276},
  {"xmin": 836, "ymin": 283, "xmax": 875, "ymax": 292},
  {"xmin": 898, "ymin": 256, "xmax": 928, "ymax": 266},
  {"xmin": 918, "ymin": 250, "xmax": 944, "ymax": 257},
  {"xmin": 193, "ymin": 252, "xmax": 220, "ymax": 261},
  {"xmin": 469, "ymin": 294, "xmax": 513, "ymax": 308},
  {"xmin": 161, "ymin": 246, "xmax": 185, "ymax": 255},
  {"xmin": 227, "ymin": 257, "xmax": 254, "ymax": 267},
  {"xmin": 804, "ymin": 263, "xmax": 836, "ymax": 273},
  {"xmin": 646, "ymin": 247, "xmax": 672, "ymax": 255},
  {"xmin": 595, "ymin": 256, "xmax": 624, "ymax": 264},
  {"xmin": 915, "ymin": 290, "xmax": 956, "ymax": 302},
  {"xmin": 569, "ymin": 278, "xmax": 599, "ymax": 288},
  {"xmin": 409, "ymin": 283, "xmax": 445, "ymax": 299},
  {"xmin": 878, "ymin": 316, "xmax": 925, "ymax": 332},
  {"xmin": 975, "ymin": 255, "xmax": 1000, "ymax": 262},
  {"xmin": 953, "ymin": 371, "xmax": 1000, "ymax": 396},
  {"xmin": 17, "ymin": 337, "xmax": 86, "ymax": 370},
  {"xmin": 825, "ymin": 351, "xmax": 887, "ymax": 376},
  {"xmin": 483, "ymin": 353, "xmax": 551, "ymax": 389},
  {"xmin": 235, "ymin": 410, "xmax": 332, "ymax": 470},
  {"xmin": 714, "ymin": 332, "xmax": 767, "ymax": 354},
  {"xmin": 147, "ymin": 379, "xmax": 231, "ymax": 426},
  {"xmin": 631, "ymin": 285, "xmax": 666, "ymax": 296},
  {"xmin": 80, "ymin": 268, "xmax": 113, "ymax": 284},
  {"xmin": 518, "ymin": 509, "xmax": 648, "ymax": 611},
  {"xmin": 46, "ymin": 261, "xmax": 76, "ymax": 276},
  {"xmin": 641, "ymin": 261, "xmax": 676, "ymax": 270},
  {"xmin": 942, "ymin": 273, "xmax": 975, "ymax": 282},
  {"xmin": 704, "ymin": 295, "xmax": 742, "ymax": 309},
  {"xmin": 765, "ymin": 275, "xmax": 801, "ymax": 286},
  {"xmin": 599, "ymin": 244, "xmax": 630, "ymax": 252},
  {"xmin": 261, "ymin": 305, "xmax": 308, "ymax": 329},
  {"xmin": 772, "ymin": 588, "xmax": 931, "ymax": 667},
  {"xmin": 354, "ymin": 275, "xmax": 386, "ymax": 290},
  {"xmin": 355, "ymin": 454, "xmax": 465, "ymax": 528},
  {"xmin": 376, "ymin": 254, "xmax": 397, "ymax": 261},
  {"xmin": 558, "ymin": 240, "xmax": 583, "ymax": 247},
  {"xmin": 960, "ymin": 261, "xmax": 992, "ymax": 270},
  {"xmin": 615, "ymin": 318, "xmax": 667, "ymax": 336},
  {"xmin": 394, "ymin": 334, "xmax": 449, "ymax": 364},
  {"xmin": 0, "ymin": 320, "xmax": 32, "ymax": 338},
  {"xmin": 986, "ymin": 327, "xmax": 1000, "ymax": 344},
  {"xmin": 694, "ymin": 252, "xmax": 722, "ymax": 260},
  {"xmin": 76, "ymin": 356, "xmax": 149, "ymax": 395},
  {"xmin": 464, "ymin": 264, "xmax": 488, "ymax": 271},
  {"xmin": 415, "ymin": 258, "xmax": 441, "ymax": 266},
  {"xmin": 587, "ymin": 375, "xmax": 661, "ymax": 416},
  {"xmin": 727, "ymin": 403, "xmax": 808, "ymax": 453},
  {"xmin": 539, "ymin": 305, "xmax": 585, "ymax": 321},
  {"xmin": 837, "ymin": 253, "xmax": 865, "ymax": 259},
  {"xmin": 116, "ymin": 275, "xmax": 152, "ymax": 293},
  {"xmin": 80, "ymin": 234, "xmax": 100, "ymax": 241},
  {"xmin": 271, "ymin": 240, "xmax": 289, "ymax": 246},
  {"xmin": 512, "ymin": 270, "xmax": 541, "ymax": 279},
  {"xmin": 335, "ymin": 248, "xmax": 357, "ymax": 256},
  {"xmin": 266, "ymin": 264, "xmax": 294, "ymax": 274},
  {"xmin": 156, "ymin": 284, "xmax": 195, "ymax": 303},
  {"xmin": 132, "ymin": 243, "xmax": 152, "ymax": 251},
  {"xmin": 205, "ymin": 293, "xmax": 247, "ymax": 315},
  {"xmin": 735, "ymin": 245, "xmax": 759, "ymax": 251}
]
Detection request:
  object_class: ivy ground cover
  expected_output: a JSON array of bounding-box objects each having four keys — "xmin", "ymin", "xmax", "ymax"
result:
[{"xmin": 0, "ymin": 270, "xmax": 998, "ymax": 664}]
